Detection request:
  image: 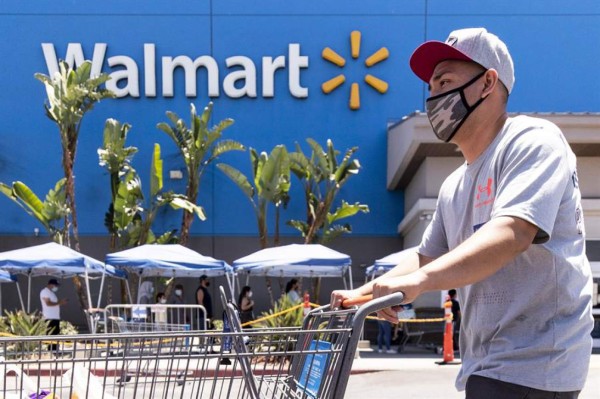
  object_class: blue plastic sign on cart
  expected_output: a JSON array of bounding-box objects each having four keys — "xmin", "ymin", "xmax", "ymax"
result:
[
  {"xmin": 297, "ymin": 340, "xmax": 332, "ymax": 398},
  {"xmin": 220, "ymin": 310, "xmax": 232, "ymax": 365},
  {"xmin": 222, "ymin": 310, "xmax": 232, "ymax": 352}
]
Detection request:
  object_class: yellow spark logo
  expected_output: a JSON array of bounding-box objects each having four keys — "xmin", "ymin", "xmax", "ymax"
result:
[{"xmin": 321, "ymin": 31, "xmax": 389, "ymax": 110}]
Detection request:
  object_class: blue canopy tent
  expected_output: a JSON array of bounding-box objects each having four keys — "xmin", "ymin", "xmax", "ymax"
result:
[
  {"xmin": 0, "ymin": 242, "xmax": 122, "ymax": 312},
  {"xmin": 105, "ymin": 244, "xmax": 234, "ymax": 301},
  {"xmin": 365, "ymin": 246, "xmax": 419, "ymax": 281},
  {"xmin": 233, "ymin": 244, "xmax": 353, "ymax": 291}
]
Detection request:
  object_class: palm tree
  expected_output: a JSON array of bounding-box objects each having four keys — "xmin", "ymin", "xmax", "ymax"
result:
[
  {"xmin": 98, "ymin": 118, "xmax": 137, "ymax": 250},
  {"xmin": 218, "ymin": 145, "xmax": 291, "ymax": 305},
  {"xmin": 217, "ymin": 145, "xmax": 291, "ymax": 249},
  {"xmin": 157, "ymin": 102, "xmax": 245, "ymax": 245},
  {"xmin": 35, "ymin": 60, "xmax": 114, "ymax": 251},
  {"xmin": 288, "ymin": 138, "xmax": 369, "ymax": 244}
]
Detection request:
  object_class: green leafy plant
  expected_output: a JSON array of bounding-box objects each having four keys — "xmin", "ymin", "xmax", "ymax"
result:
[
  {"xmin": 99, "ymin": 125, "xmax": 205, "ymax": 249},
  {"xmin": 0, "ymin": 310, "xmax": 49, "ymax": 336},
  {"xmin": 158, "ymin": 102, "xmax": 244, "ymax": 245},
  {"xmin": 59, "ymin": 320, "xmax": 79, "ymax": 335},
  {"xmin": 0, "ymin": 179, "xmax": 70, "ymax": 244},
  {"xmin": 0, "ymin": 310, "xmax": 49, "ymax": 354},
  {"xmin": 288, "ymin": 138, "xmax": 369, "ymax": 244},
  {"xmin": 252, "ymin": 295, "xmax": 304, "ymax": 363},
  {"xmin": 217, "ymin": 145, "xmax": 291, "ymax": 249},
  {"xmin": 255, "ymin": 294, "xmax": 303, "ymax": 329}
]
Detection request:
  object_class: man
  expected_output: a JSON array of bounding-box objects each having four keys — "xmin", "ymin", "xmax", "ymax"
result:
[
  {"xmin": 331, "ymin": 28, "xmax": 593, "ymax": 397},
  {"xmin": 40, "ymin": 278, "xmax": 67, "ymax": 351},
  {"xmin": 196, "ymin": 275, "xmax": 213, "ymax": 329}
]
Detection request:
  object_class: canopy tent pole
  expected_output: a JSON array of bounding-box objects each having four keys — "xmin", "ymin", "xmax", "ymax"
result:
[
  {"xmin": 16, "ymin": 280, "xmax": 25, "ymax": 312},
  {"xmin": 136, "ymin": 273, "xmax": 142, "ymax": 303},
  {"xmin": 96, "ymin": 263, "xmax": 108, "ymax": 309},
  {"xmin": 348, "ymin": 265, "xmax": 354, "ymax": 290},
  {"xmin": 27, "ymin": 273, "xmax": 32, "ymax": 313},
  {"xmin": 226, "ymin": 273, "xmax": 234, "ymax": 299},
  {"xmin": 125, "ymin": 279, "xmax": 133, "ymax": 304},
  {"xmin": 84, "ymin": 264, "xmax": 93, "ymax": 311}
]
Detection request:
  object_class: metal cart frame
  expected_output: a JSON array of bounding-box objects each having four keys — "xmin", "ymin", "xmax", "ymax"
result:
[{"xmin": 0, "ymin": 288, "xmax": 403, "ymax": 399}]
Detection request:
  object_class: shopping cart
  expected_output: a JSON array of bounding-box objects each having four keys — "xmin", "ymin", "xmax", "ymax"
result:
[
  {"xmin": 0, "ymin": 289, "xmax": 403, "ymax": 399},
  {"xmin": 218, "ymin": 286, "xmax": 404, "ymax": 399}
]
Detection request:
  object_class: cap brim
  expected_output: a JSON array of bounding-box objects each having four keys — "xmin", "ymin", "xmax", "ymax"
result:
[{"xmin": 409, "ymin": 41, "xmax": 473, "ymax": 83}]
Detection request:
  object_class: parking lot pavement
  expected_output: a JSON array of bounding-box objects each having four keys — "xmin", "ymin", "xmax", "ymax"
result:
[{"xmin": 345, "ymin": 347, "xmax": 600, "ymax": 399}]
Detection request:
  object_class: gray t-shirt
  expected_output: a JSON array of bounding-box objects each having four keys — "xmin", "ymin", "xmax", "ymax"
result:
[{"xmin": 418, "ymin": 115, "xmax": 593, "ymax": 391}]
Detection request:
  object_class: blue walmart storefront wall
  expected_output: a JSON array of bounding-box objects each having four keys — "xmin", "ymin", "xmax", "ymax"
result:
[{"xmin": 1, "ymin": 1, "xmax": 599, "ymax": 239}]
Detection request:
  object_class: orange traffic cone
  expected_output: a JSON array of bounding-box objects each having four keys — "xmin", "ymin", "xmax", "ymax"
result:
[{"xmin": 436, "ymin": 296, "xmax": 460, "ymax": 365}]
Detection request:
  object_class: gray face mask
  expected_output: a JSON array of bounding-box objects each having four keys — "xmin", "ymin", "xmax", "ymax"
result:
[{"xmin": 425, "ymin": 71, "xmax": 487, "ymax": 142}]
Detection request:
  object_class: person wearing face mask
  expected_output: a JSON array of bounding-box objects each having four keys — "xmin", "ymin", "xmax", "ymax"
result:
[
  {"xmin": 331, "ymin": 27, "xmax": 592, "ymax": 398},
  {"xmin": 170, "ymin": 284, "xmax": 187, "ymax": 325},
  {"xmin": 40, "ymin": 278, "xmax": 68, "ymax": 351},
  {"xmin": 237, "ymin": 286, "xmax": 255, "ymax": 325},
  {"xmin": 153, "ymin": 292, "xmax": 168, "ymax": 325}
]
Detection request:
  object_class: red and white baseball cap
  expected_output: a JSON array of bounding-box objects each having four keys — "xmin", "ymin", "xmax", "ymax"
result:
[{"xmin": 409, "ymin": 27, "xmax": 515, "ymax": 94}]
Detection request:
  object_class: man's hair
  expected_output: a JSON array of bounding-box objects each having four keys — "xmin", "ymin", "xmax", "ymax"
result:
[{"xmin": 448, "ymin": 289, "xmax": 457, "ymax": 297}]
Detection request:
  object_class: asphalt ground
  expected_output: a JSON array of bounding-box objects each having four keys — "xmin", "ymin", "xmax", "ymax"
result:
[{"xmin": 345, "ymin": 346, "xmax": 600, "ymax": 399}]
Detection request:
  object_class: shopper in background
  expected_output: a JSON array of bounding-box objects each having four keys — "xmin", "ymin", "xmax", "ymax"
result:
[
  {"xmin": 237, "ymin": 285, "xmax": 255, "ymax": 325},
  {"xmin": 153, "ymin": 292, "xmax": 167, "ymax": 324},
  {"xmin": 285, "ymin": 279, "xmax": 301, "ymax": 303},
  {"xmin": 40, "ymin": 278, "xmax": 67, "ymax": 352},
  {"xmin": 376, "ymin": 319, "xmax": 395, "ymax": 354},
  {"xmin": 169, "ymin": 283, "xmax": 187, "ymax": 325},
  {"xmin": 196, "ymin": 275, "xmax": 213, "ymax": 329}
]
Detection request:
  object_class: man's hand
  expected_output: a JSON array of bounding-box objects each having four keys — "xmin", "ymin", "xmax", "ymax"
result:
[
  {"xmin": 330, "ymin": 289, "xmax": 363, "ymax": 310},
  {"xmin": 59, "ymin": 298, "xmax": 68, "ymax": 306},
  {"xmin": 372, "ymin": 272, "xmax": 425, "ymax": 323}
]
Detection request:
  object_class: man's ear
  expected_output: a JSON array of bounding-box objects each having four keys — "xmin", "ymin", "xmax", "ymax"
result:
[{"xmin": 482, "ymin": 69, "xmax": 499, "ymax": 97}]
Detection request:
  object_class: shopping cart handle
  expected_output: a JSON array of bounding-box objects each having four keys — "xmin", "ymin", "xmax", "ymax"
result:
[
  {"xmin": 342, "ymin": 292, "xmax": 404, "ymax": 308},
  {"xmin": 341, "ymin": 295, "xmax": 372, "ymax": 308}
]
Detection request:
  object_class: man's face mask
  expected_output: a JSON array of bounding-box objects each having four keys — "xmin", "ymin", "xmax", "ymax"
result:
[{"xmin": 426, "ymin": 70, "xmax": 487, "ymax": 142}]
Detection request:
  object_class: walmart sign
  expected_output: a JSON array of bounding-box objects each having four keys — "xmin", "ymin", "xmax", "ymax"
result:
[
  {"xmin": 42, "ymin": 42, "xmax": 310, "ymax": 99},
  {"xmin": 41, "ymin": 31, "xmax": 388, "ymax": 109}
]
